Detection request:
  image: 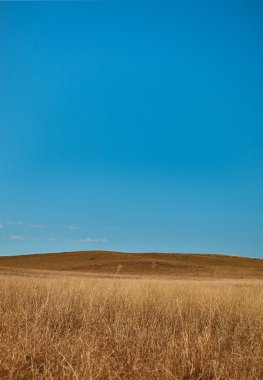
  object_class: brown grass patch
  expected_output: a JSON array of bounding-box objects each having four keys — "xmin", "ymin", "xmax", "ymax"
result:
[{"xmin": 0, "ymin": 250, "xmax": 262, "ymax": 278}]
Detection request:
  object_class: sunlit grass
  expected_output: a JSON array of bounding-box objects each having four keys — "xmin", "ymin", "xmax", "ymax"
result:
[{"xmin": 0, "ymin": 274, "xmax": 262, "ymax": 379}]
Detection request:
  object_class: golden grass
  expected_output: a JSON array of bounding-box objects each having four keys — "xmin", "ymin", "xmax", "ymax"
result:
[{"xmin": 0, "ymin": 272, "xmax": 262, "ymax": 379}]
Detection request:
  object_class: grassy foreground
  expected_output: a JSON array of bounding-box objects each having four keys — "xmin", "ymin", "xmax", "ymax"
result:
[{"xmin": 0, "ymin": 272, "xmax": 262, "ymax": 379}]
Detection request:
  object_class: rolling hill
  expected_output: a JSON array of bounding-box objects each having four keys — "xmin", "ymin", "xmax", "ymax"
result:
[{"xmin": 0, "ymin": 250, "xmax": 262, "ymax": 278}]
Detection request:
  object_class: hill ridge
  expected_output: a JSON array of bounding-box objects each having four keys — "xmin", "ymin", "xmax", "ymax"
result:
[{"xmin": 0, "ymin": 250, "xmax": 262, "ymax": 278}]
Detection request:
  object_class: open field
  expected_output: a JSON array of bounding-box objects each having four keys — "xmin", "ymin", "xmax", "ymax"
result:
[
  {"xmin": 0, "ymin": 269, "xmax": 262, "ymax": 379},
  {"xmin": 0, "ymin": 252, "xmax": 262, "ymax": 379},
  {"xmin": 0, "ymin": 250, "xmax": 262, "ymax": 278}
]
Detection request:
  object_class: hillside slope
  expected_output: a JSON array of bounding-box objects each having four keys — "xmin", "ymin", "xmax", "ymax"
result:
[{"xmin": 0, "ymin": 250, "xmax": 262, "ymax": 278}]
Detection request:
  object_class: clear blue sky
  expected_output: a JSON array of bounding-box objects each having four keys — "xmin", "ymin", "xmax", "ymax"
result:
[{"xmin": 1, "ymin": 1, "xmax": 262, "ymax": 258}]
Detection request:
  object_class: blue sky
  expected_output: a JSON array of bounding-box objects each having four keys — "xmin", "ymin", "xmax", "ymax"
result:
[{"xmin": 0, "ymin": 1, "xmax": 262, "ymax": 258}]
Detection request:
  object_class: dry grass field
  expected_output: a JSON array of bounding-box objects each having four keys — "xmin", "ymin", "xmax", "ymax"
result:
[{"xmin": 0, "ymin": 265, "xmax": 262, "ymax": 379}]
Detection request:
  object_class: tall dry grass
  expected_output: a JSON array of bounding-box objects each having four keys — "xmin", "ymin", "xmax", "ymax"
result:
[{"xmin": 0, "ymin": 274, "xmax": 262, "ymax": 379}]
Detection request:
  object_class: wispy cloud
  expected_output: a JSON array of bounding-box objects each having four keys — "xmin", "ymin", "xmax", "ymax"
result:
[
  {"xmin": 9, "ymin": 235, "xmax": 25, "ymax": 241},
  {"xmin": 3, "ymin": 220, "xmax": 106, "ymax": 246},
  {"xmin": 6, "ymin": 221, "xmax": 25, "ymax": 226},
  {"xmin": 44, "ymin": 237, "xmax": 105, "ymax": 243},
  {"xmin": 78, "ymin": 237, "xmax": 106, "ymax": 243},
  {"xmin": 68, "ymin": 225, "xmax": 81, "ymax": 230},
  {"xmin": 3, "ymin": 221, "xmax": 44, "ymax": 228},
  {"xmin": 28, "ymin": 224, "xmax": 44, "ymax": 228}
]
